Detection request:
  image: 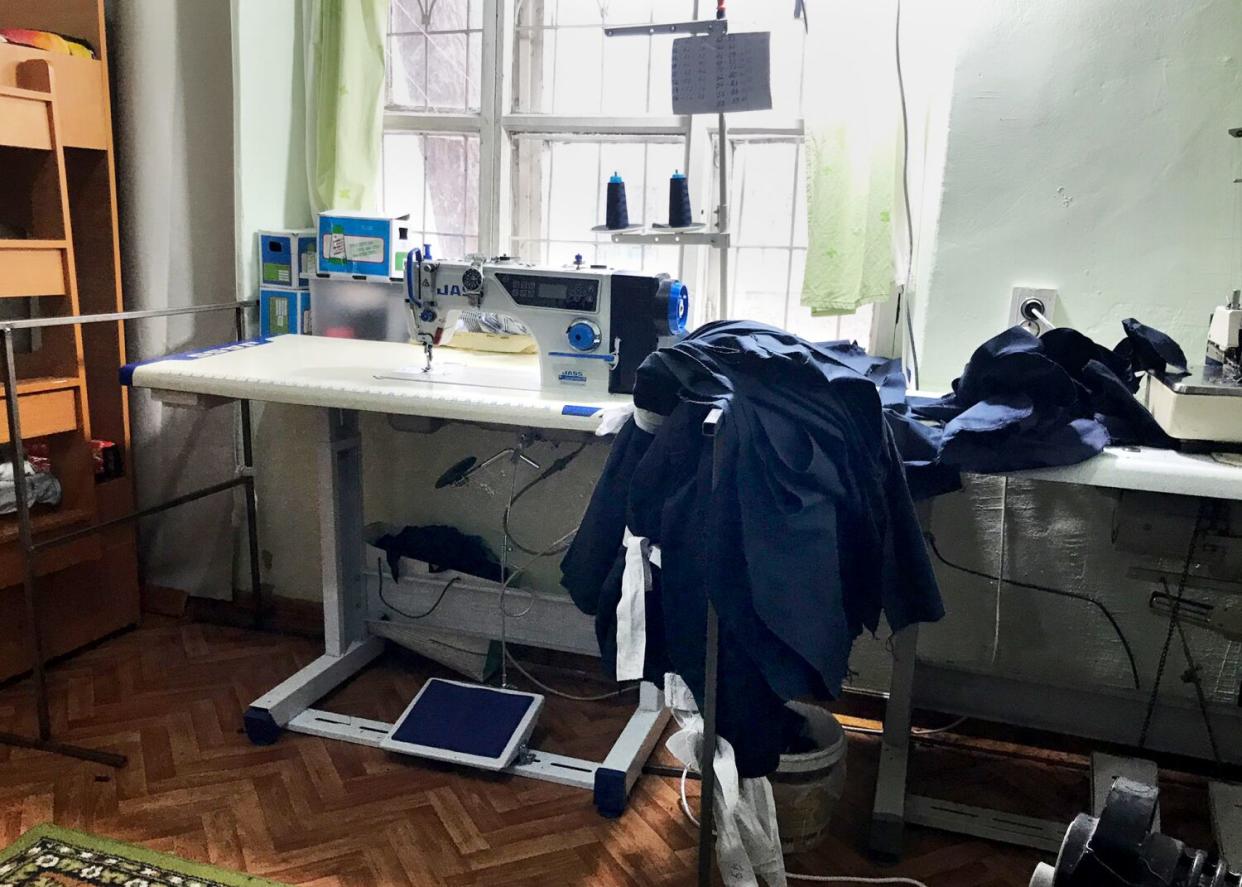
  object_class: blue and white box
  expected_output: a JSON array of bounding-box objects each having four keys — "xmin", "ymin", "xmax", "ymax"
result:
[
  {"xmin": 259, "ymin": 229, "xmax": 316, "ymax": 289},
  {"xmin": 260, "ymin": 288, "xmax": 312, "ymax": 337},
  {"xmin": 317, "ymin": 211, "xmax": 412, "ymax": 280}
]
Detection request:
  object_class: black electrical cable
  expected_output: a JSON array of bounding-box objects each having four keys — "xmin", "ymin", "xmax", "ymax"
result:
[
  {"xmin": 503, "ymin": 442, "xmax": 588, "ymax": 556},
  {"xmin": 894, "ymin": 0, "xmax": 920, "ymax": 389},
  {"xmin": 379, "ymin": 573, "xmax": 461, "ymax": 620},
  {"xmin": 1170, "ymin": 582, "xmax": 1222, "ymax": 763},
  {"xmin": 925, "ymin": 532, "xmax": 1141, "ymax": 691},
  {"xmin": 1138, "ymin": 504, "xmax": 1213, "ymax": 755}
]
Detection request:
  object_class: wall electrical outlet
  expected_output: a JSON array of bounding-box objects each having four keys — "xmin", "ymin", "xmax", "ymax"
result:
[{"xmin": 1010, "ymin": 287, "xmax": 1059, "ymax": 334}]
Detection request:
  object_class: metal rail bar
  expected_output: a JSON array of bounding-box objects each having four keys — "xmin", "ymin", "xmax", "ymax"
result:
[
  {"xmin": 0, "ymin": 298, "xmax": 260, "ymax": 769},
  {"xmin": 33, "ymin": 477, "xmax": 247, "ymax": 553},
  {"xmin": 0, "ymin": 299, "xmax": 257, "ymax": 332}
]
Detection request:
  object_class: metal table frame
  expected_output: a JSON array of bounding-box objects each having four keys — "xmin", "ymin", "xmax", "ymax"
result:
[
  {"xmin": 869, "ymin": 471, "xmax": 1242, "ymax": 858},
  {"xmin": 0, "ymin": 299, "xmax": 262, "ymax": 769},
  {"xmin": 237, "ymin": 403, "xmax": 670, "ymax": 816}
]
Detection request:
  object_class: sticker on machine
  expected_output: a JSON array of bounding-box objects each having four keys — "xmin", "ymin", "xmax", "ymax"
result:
[
  {"xmin": 344, "ymin": 235, "xmax": 385, "ymax": 261},
  {"xmin": 550, "ymin": 354, "xmax": 606, "ymax": 387}
]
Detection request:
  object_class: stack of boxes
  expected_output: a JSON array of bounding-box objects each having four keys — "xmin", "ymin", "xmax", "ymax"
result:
[
  {"xmin": 258, "ymin": 213, "xmax": 415, "ymax": 340},
  {"xmin": 258, "ymin": 229, "xmax": 315, "ymax": 337}
]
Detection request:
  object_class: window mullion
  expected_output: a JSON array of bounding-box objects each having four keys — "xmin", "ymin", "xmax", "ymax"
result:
[{"xmin": 479, "ymin": 0, "xmax": 506, "ymax": 254}]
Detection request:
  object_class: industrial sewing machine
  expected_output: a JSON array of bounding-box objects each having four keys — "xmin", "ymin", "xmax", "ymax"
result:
[
  {"xmin": 398, "ymin": 252, "xmax": 690, "ymax": 394},
  {"xmin": 1145, "ymin": 126, "xmax": 1242, "ymax": 448}
]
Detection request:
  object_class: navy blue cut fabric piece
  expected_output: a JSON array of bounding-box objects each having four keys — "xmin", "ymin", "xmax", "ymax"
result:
[
  {"xmin": 562, "ymin": 321, "xmax": 944, "ymax": 778},
  {"xmin": 1119, "ymin": 317, "xmax": 1188, "ymax": 376},
  {"xmin": 390, "ymin": 680, "xmax": 535, "ymax": 760},
  {"xmin": 909, "ymin": 319, "xmax": 1181, "ymax": 473}
]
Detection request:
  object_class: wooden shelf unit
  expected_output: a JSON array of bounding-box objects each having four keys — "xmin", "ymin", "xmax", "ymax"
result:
[{"xmin": 0, "ymin": 0, "xmax": 139, "ymax": 680}]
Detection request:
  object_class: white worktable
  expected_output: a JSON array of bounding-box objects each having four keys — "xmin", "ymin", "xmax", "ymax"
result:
[
  {"xmin": 122, "ymin": 333, "xmax": 664, "ymax": 818},
  {"xmin": 123, "ymin": 334, "xmax": 630, "ymax": 432},
  {"xmin": 126, "ymin": 336, "xmax": 1242, "ymax": 496}
]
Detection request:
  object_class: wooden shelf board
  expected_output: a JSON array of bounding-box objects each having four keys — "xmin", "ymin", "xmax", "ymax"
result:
[
  {"xmin": 0, "ymin": 239, "xmax": 67, "ymax": 250},
  {"xmin": 0, "ymin": 506, "xmax": 91, "ymax": 546},
  {"xmin": 0, "ymin": 83, "xmax": 50, "ymax": 102},
  {"xmin": 1, "ymin": 376, "xmax": 83, "ymax": 397}
]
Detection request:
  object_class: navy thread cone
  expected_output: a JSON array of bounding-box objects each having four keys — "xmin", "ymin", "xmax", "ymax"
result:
[
  {"xmin": 605, "ymin": 172, "xmax": 630, "ymax": 230},
  {"xmin": 668, "ymin": 170, "xmax": 692, "ymax": 227}
]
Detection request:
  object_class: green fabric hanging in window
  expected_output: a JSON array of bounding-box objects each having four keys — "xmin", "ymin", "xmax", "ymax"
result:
[
  {"xmin": 304, "ymin": 0, "xmax": 388, "ymax": 214},
  {"xmin": 800, "ymin": 0, "xmax": 900, "ymax": 317}
]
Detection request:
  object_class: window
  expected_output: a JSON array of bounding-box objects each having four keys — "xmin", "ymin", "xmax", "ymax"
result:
[{"xmin": 383, "ymin": 0, "xmax": 875, "ymax": 343}]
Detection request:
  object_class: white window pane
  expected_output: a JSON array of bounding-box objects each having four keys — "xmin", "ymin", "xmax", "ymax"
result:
[
  {"xmin": 728, "ymin": 141, "xmax": 799, "ymax": 248},
  {"xmin": 513, "ymin": 0, "xmax": 694, "ymax": 113},
  {"xmin": 391, "ymin": 0, "xmax": 424, "ymax": 33},
  {"xmin": 730, "ymin": 247, "xmax": 792, "ymax": 327},
  {"xmin": 431, "ymin": 0, "xmax": 468, "ymax": 29},
  {"xmin": 383, "ymin": 133, "xmax": 428, "ymax": 217},
  {"xmin": 601, "ymin": 35, "xmax": 651, "ymax": 116},
  {"xmin": 792, "ymin": 146, "xmax": 808, "ymax": 249},
  {"xmin": 382, "ymin": 132, "xmax": 480, "ymax": 255},
  {"xmin": 551, "ymin": 29, "xmax": 605, "ymax": 113},
  {"xmin": 545, "ymin": 142, "xmax": 602, "ymax": 240},
  {"xmin": 389, "ymin": 34, "xmax": 428, "ymax": 108},
  {"xmin": 387, "ymin": 3, "xmax": 482, "ymax": 112},
  {"xmin": 427, "ymin": 33, "xmax": 469, "ymax": 109},
  {"xmin": 468, "ymin": 32, "xmax": 483, "ymax": 109}
]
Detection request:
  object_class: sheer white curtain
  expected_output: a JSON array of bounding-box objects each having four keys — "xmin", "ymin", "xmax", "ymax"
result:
[{"xmin": 110, "ymin": 0, "xmax": 240, "ymax": 600}]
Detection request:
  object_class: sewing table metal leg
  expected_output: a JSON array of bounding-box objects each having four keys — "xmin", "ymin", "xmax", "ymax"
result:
[
  {"xmin": 245, "ymin": 407, "xmax": 376, "ymax": 744},
  {"xmin": 871, "ymin": 623, "xmax": 919, "ymax": 859},
  {"xmin": 235, "ymin": 308, "xmax": 263, "ymax": 628}
]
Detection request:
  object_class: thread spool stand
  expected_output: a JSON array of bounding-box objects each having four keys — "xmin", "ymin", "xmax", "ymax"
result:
[
  {"xmin": 604, "ymin": 14, "xmax": 734, "ymax": 887},
  {"xmin": 603, "ymin": 14, "xmax": 734, "ymax": 320}
]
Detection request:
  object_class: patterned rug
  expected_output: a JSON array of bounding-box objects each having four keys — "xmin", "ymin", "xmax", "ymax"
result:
[{"xmin": 0, "ymin": 824, "xmax": 285, "ymax": 887}]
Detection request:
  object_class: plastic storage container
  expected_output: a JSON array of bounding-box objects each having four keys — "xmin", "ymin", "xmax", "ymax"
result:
[
  {"xmin": 771, "ymin": 702, "xmax": 848, "ymax": 853},
  {"xmin": 309, "ymin": 277, "xmax": 410, "ymax": 342}
]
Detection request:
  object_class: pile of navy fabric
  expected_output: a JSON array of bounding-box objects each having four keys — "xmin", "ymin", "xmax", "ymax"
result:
[
  {"xmin": 833, "ymin": 318, "xmax": 1188, "ymax": 498},
  {"xmin": 560, "ymin": 320, "xmax": 945, "ymax": 778}
]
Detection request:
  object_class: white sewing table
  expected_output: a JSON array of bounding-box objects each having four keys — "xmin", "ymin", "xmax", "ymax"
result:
[{"xmin": 123, "ymin": 334, "xmax": 664, "ymax": 817}]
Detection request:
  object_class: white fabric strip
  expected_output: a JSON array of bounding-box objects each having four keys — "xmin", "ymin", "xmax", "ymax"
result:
[
  {"xmin": 617, "ymin": 527, "xmax": 651, "ymax": 681},
  {"xmin": 633, "ymin": 406, "xmax": 665, "ymax": 433},
  {"xmin": 664, "ymin": 675, "xmax": 788, "ymax": 887}
]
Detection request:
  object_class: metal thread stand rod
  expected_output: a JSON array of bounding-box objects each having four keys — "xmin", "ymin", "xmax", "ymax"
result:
[
  {"xmin": 698, "ymin": 407, "xmax": 725, "ymax": 885},
  {"xmin": 0, "ymin": 299, "xmax": 261, "ymax": 769}
]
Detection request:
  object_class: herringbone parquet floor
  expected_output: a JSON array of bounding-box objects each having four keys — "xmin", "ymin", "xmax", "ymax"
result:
[{"xmin": 0, "ymin": 620, "xmax": 1213, "ymax": 885}]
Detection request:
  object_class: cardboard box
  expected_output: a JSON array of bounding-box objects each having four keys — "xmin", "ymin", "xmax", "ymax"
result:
[
  {"xmin": 260, "ymin": 288, "xmax": 312, "ymax": 337},
  {"xmin": 258, "ymin": 230, "xmax": 316, "ymax": 288},
  {"xmin": 316, "ymin": 211, "xmax": 412, "ymax": 280}
]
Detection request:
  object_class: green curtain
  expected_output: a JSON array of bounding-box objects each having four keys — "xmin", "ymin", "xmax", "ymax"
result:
[
  {"xmin": 800, "ymin": 0, "xmax": 900, "ymax": 316},
  {"xmin": 304, "ymin": 0, "xmax": 388, "ymax": 213}
]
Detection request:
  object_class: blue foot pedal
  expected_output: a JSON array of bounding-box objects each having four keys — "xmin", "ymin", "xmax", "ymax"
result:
[{"xmin": 380, "ymin": 678, "xmax": 543, "ymax": 771}]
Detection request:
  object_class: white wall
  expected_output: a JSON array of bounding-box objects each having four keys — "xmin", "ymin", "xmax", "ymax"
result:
[
  {"xmin": 229, "ymin": 0, "xmax": 325, "ymax": 602},
  {"xmin": 913, "ymin": 0, "xmax": 1242, "ymax": 389},
  {"xmin": 871, "ymin": 0, "xmax": 1242, "ymax": 742},
  {"xmin": 112, "ymin": 0, "xmax": 239, "ymax": 599}
]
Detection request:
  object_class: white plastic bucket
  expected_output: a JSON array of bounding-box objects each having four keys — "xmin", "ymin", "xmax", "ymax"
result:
[{"xmin": 771, "ymin": 702, "xmax": 848, "ymax": 853}]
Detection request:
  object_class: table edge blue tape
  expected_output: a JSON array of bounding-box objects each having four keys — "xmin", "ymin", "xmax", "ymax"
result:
[
  {"xmin": 119, "ymin": 338, "xmax": 271, "ymax": 387},
  {"xmin": 561, "ymin": 405, "xmax": 602, "ymax": 417}
]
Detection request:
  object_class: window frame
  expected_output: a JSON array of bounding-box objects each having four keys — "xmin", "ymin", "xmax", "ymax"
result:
[{"xmin": 383, "ymin": 0, "xmax": 884, "ymax": 348}]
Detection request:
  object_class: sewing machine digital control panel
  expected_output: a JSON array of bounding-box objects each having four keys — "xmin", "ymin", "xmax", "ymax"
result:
[{"xmin": 495, "ymin": 273, "xmax": 600, "ymax": 314}]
